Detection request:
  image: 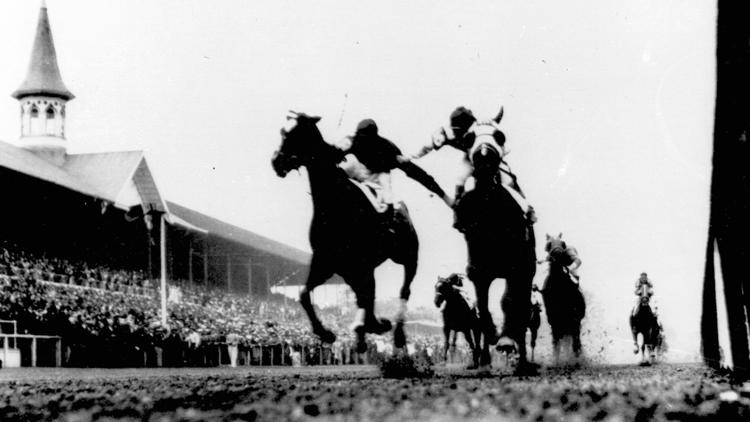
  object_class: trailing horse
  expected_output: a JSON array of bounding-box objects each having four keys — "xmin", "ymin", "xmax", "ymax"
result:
[
  {"xmin": 630, "ymin": 287, "xmax": 663, "ymax": 366},
  {"xmin": 541, "ymin": 234, "xmax": 586, "ymax": 364},
  {"xmin": 453, "ymin": 109, "xmax": 538, "ymax": 373},
  {"xmin": 271, "ymin": 111, "xmax": 419, "ymax": 351},
  {"xmin": 434, "ymin": 273, "xmax": 481, "ymax": 368}
]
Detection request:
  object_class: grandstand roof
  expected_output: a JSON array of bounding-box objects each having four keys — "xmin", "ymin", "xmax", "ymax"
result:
[
  {"xmin": 0, "ymin": 140, "xmax": 106, "ymax": 199},
  {"xmin": 63, "ymin": 150, "xmax": 167, "ymax": 212},
  {"xmin": 166, "ymin": 201, "xmax": 311, "ymax": 266}
]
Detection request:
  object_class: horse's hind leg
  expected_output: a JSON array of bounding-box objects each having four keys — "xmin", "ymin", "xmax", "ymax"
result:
[
  {"xmin": 442, "ymin": 327, "xmax": 451, "ymax": 364},
  {"xmin": 572, "ymin": 324, "xmax": 582, "ymax": 359},
  {"xmin": 501, "ymin": 274, "xmax": 534, "ymax": 371},
  {"xmin": 393, "ymin": 257, "xmax": 417, "ymax": 349},
  {"xmin": 300, "ymin": 256, "xmax": 335, "ymax": 343}
]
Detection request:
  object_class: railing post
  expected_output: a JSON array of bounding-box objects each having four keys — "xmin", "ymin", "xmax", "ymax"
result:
[{"xmin": 55, "ymin": 338, "xmax": 61, "ymax": 367}]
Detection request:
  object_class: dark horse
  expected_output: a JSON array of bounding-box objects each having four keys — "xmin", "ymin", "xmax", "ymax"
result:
[
  {"xmin": 434, "ymin": 273, "xmax": 481, "ymax": 368},
  {"xmin": 271, "ymin": 111, "xmax": 419, "ymax": 351},
  {"xmin": 629, "ymin": 287, "xmax": 662, "ymax": 366},
  {"xmin": 541, "ymin": 234, "xmax": 586, "ymax": 364},
  {"xmin": 453, "ymin": 110, "xmax": 537, "ymax": 372}
]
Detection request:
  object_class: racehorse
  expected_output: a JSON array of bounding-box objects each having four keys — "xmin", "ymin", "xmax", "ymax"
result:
[
  {"xmin": 452, "ymin": 109, "xmax": 538, "ymax": 373},
  {"xmin": 629, "ymin": 286, "xmax": 662, "ymax": 366},
  {"xmin": 271, "ymin": 111, "xmax": 419, "ymax": 351},
  {"xmin": 434, "ymin": 273, "xmax": 481, "ymax": 368},
  {"xmin": 541, "ymin": 234, "xmax": 586, "ymax": 364}
]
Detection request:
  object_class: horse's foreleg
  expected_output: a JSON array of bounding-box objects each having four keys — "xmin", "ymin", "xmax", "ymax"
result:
[
  {"xmin": 463, "ymin": 328, "xmax": 480, "ymax": 369},
  {"xmin": 630, "ymin": 317, "xmax": 639, "ymax": 355},
  {"xmin": 440, "ymin": 327, "xmax": 449, "ymax": 364},
  {"xmin": 300, "ymin": 258, "xmax": 335, "ymax": 343},
  {"xmin": 474, "ymin": 281, "xmax": 494, "ymax": 367}
]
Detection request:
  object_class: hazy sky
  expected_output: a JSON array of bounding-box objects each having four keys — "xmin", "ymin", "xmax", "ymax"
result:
[{"xmin": 0, "ymin": 1, "xmax": 716, "ymax": 360}]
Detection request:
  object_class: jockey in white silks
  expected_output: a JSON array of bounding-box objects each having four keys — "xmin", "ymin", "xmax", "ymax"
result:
[
  {"xmin": 633, "ymin": 272, "xmax": 658, "ymax": 318},
  {"xmin": 409, "ymin": 106, "xmax": 537, "ymax": 225}
]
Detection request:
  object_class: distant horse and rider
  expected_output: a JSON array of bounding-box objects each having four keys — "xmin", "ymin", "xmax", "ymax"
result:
[
  {"xmin": 434, "ymin": 273, "xmax": 481, "ymax": 368},
  {"xmin": 539, "ymin": 233, "xmax": 586, "ymax": 365},
  {"xmin": 630, "ymin": 272, "xmax": 665, "ymax": 366}
]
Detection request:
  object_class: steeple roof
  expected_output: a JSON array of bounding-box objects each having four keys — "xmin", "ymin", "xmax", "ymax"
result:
[{"xmin": 12, "ymin": 2, "xmax": 74, "ymax": 101}]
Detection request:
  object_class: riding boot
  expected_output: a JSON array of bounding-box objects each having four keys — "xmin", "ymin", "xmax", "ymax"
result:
[{"xmin": 452, "ymin": 185, "xmax": 465, "ymax": 230}]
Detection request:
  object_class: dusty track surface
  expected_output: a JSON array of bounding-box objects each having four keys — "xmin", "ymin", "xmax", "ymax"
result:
[{"xmin": 0, "ymin": 363, "xmax": 748, "ymax": 421}]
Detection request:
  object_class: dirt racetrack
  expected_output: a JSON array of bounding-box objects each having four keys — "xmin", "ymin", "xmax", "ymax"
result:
[{"xmin": 0, "ymin": 363, "xmax": 748, "ymax": 421}]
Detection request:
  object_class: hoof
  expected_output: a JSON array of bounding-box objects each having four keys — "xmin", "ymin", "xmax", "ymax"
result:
[
  {"xmin": 365, "ymin": 318, "xmax": 392, "ymax": 335},
  {"xmin": 313, "ymin": 327, "xmax": 337, "ymax": 344},
  {"xmin": 514, "ymin": 361, "xmax": 541, "ymax": 376},
  {"xmin": 639, "ymin": 361, "xmax": 651, "ymax": 367},
  {"xmin": 393, "ymin": 321, "xmax": 406, "ymax": 349},
  {"xmin": 633, "ymin": 347, "xmax": 639, "ymax": 355},
  {"xmin": 495, "ymin": 336, "xmax": 518, "ymax": 354}
]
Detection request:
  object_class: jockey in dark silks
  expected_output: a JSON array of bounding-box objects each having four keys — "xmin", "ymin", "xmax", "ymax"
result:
[
  {"xmin": 338, "ymin": 118, "xmax": 453, "ymax": 210},
  {"xmin": 336, "ymin": 118, "xmax": 451, "ymax": 328}
]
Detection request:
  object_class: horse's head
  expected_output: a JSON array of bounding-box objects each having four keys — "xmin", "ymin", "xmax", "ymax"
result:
[
  {"xmin": 271, "ymin": 111, "xmax": 322, "ymax": 177},
  {"xmin": 544, "ymin": 233, "xmax": 567, "ymax": 262},
  {"xmin": 466, "ymin": 107, "xmax": 507, "ymax": 179}
]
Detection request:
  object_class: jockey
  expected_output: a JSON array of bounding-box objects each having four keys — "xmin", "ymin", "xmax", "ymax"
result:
[
  {"xmin": 450, "ymin": 274, "xmax": 476, "ymax": 309},
  {"xmin": 539, "ymin": 237, "xmax": 582, "ymax": 283},
  {"xmin": 633, "ymin": 272, "xmax": 656, "ymax": 316},
  {"xmin": 409, "ymin": 106, "xmax": 536, "ymax": 224},
  {"xmin": 337, "ymin": 119, "xmax": 452, "ymax": 212}
]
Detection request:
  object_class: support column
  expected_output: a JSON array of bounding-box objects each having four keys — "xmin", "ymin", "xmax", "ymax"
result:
[
  {"xmin": 203, "ymin": 242, "xmax": 209, "ymax": 284},
  {"xmin": 160, "ymin": 214, "xmax": 168, "ymax": 326},
  {"xmin": 188, "ymin": 244, "xmax": 193, "ymax": 285},
  {"xmin": 247, "ymin": 257, "xmax": 253, "ymax": 296},
  {"xmin": 55, "ymin": 338, "xmax": 61, "ymax": 367},
  {"xmin": 31, "ymin": 337, "xmax": 37, "ymax": 367},
  {"xmin": 265, "ymin": 263, "xmax": 271, "ymax": 298},
  {"xmin": 226, "ymin": 254, "xmax": 232, "ymax": 292}
]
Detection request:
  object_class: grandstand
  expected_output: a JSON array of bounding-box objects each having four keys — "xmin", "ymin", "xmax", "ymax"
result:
[{"xmin": 0, "ymin": 3, "xmax": 450, "ymax": 369}]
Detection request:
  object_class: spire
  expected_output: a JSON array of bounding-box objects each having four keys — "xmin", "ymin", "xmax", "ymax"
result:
[{"xmin": 12, "ymin": 2, "xmax": 74, "ymax": 100}]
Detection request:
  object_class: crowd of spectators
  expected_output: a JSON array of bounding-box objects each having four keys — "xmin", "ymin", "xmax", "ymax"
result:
[{"xmin": 0, "ymin": 242, "xmax": 461, "ymax": 367}]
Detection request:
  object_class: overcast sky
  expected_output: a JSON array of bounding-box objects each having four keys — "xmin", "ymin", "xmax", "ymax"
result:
[{"xmin": 0, "ymin": 1, "xmax": 716, "ymax": 361}]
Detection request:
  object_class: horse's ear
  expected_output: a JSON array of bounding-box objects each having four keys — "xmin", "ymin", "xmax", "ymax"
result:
[
  {"xmin": 310, "ymin": 116, "xmax": 321, "ymax": 123},
  {"xmin": 559, "ymin": 232, "xmax": 563, "ymax": 239},
  {"xmin": 493, "ymin": 106, "xmax": 504, "ymax": 124},
  {"xmin": 545, "ymin": 233, "xmax": 551, "ymax": 240}
]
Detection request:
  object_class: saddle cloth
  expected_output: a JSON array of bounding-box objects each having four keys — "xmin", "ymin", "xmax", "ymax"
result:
[{"xmin": 348, "ymin": 179, "xmax": 389, "ymax": 213}]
